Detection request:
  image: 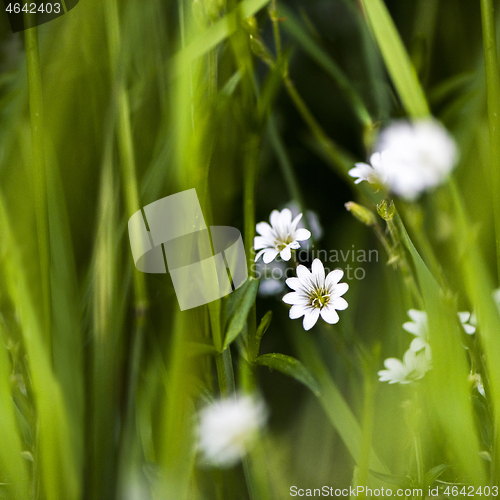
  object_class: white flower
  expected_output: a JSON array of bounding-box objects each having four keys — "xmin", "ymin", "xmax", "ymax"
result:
[
  {"xmin": 349, "ymin": 119, "xmax": 458, "ymax": 201},
  {"xmin": 282, "ymin": 259, "xmax": 348, "ymax": 331},
  {"xmin": 378, "ymin": 349, "xmax": 431, "ymax": 384},
  {"xmin": 197, "ymin": 395, "xmax": 267, "ymax": 468},
  {"xmin": 254, "ymin": 208, "xmax": 311, "ymax": 264}
]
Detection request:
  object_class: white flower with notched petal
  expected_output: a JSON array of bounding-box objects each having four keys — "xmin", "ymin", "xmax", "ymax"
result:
[
  {"xmin": 254, "ymin": 208, "xmax": 311, "ymax": 264},
  {"xmin": 349, "ymin": 119, "xmax": 458, "ymax": 201},
  {"xmin": 378, "ymin": 349, "xmax": 431, "ymax": 384},
  {"xmin": 282, "ymin": 259, "xmax": 348, "ymax": 331},
  {"xmin": 197, "ymin": 395, "xmax": 267, "ymax": 468}
]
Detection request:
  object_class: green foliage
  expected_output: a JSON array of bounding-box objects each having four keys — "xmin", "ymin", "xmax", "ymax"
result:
[{"xmin": 0, "ymin": 0, "xmax": 498, "ymax": 497}]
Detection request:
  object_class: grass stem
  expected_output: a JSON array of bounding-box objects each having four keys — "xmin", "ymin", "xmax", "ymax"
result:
[{"xmin": 480, "ymin": 0, "xmax": 500, "ymax": 283}]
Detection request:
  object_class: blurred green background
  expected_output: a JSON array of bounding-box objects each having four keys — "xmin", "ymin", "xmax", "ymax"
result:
[{"xmin": 0, "ymin": 0, "xmax": 499, "ymax": 498}]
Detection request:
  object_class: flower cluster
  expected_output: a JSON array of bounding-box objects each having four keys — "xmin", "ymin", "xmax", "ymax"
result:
[{"xmin": 349, "ymin": 119, "xmax": 458, "ymax": 201}]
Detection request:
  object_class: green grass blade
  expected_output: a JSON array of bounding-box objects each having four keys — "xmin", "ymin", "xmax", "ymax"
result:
[
  {"xmin": 224, "ymin": 278, "xmax": 260, "ymax": 350},
  {"xmin": 255, "ymin": 353, "xmax": 320, "ymax": 395},
  {"xmin": 293, "ymin": 331, "xmax": 388, "ymax": 475},
  {"xmin": 360, "ymin": 0, "xmax": 430, "ymax": 118},
  {"xmin": 173, "ymin": 0, "xmax": 271, "ymax": 73},
  {"xmin": 396, "ymin": 213, "xmax": 486, "ymax": 484}
]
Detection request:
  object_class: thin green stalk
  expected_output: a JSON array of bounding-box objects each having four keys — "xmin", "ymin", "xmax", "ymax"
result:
[
  {"xmin": 104, "ymin": 0, "xmax": 149, "ymax": 489},
  {"xmin": 243, "ymin": 134, "xmax": 259, "ymax": 394},
  {"xmin": 25, "ymin": 24, "xmax": 51, "ymax": 358},
  {"xmin": 480, "ymin": 0, "xmax": 500, "ymax": 283},
  {"xmin": 268, "ymin": 116, "xmax": 308, "ymax": 218},
  {"xmin": 356, "ymin": 364, "xmax": 377, "ymax": 494},
  {"xmin": 269, "ymin": 0, "xmax": 282, "ymax": 58},
  {"xmin": 283, "ymin": 75, "xmax": 352, "ymax": 174}
]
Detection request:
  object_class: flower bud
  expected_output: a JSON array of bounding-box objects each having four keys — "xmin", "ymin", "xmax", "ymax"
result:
[
  {"xmin": 377, "ymin": 200, "xmax": 396, "ymax": 221},
  {"xmin": 242, "ymin": 16, "xmax": 258, "ymax": 36},
  {"xmin": 345, "ymin": 202, "xmax": 377, "ymax": 226}
]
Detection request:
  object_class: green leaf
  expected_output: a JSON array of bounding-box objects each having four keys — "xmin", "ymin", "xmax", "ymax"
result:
[
  {"xmin": 424, "ymin": 464, "xmax": 451, "ymax": 486},
  {"xmin": 223, "ymin": 278, "xmax": 259, "ymax": 350},
  {"xmin": 255, "ymin": 353, "xmax": 320, "ymax": 396},
  {"xmin": 173, "ymin": 0, "xmax": 272, "ymax": 74},
  {"xmin": 369, "ymin": 470, "xmax": 408, "ymax": 487},
  {"xmin": 292, "ymin": 331, "xmax": 389, "ymax": 477},
  {"xmin": 256, "ymin": 311, "xmax": 273, "ymax": 342},
  {"xmin": 395, "ymin": 211, "xmax": 486, "ymax": 484},
  {"xmin": 248, "ymin": 310, "xmax": 273, "ymax": 362},
  {"xmin": 186, "ymin": 342, "xmax": 219, "ymax": 357},
  {"xmin": 359, "ymin": 0, "xmax": 430, "ymax": 118}
]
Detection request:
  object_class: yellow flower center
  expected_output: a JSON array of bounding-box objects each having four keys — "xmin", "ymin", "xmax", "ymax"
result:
[{"xmin": 310, "ymin": 288, "xmax": 330, "ymax": 309}]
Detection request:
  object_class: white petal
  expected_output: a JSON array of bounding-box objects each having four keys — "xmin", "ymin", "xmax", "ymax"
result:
[
  {"xmin": 254, "ymin": 249, "xmax": 267, "ymax": 262},
  {"xmin": 291, "ymin": 212, "xmax": 303, "ymax": 231},
  {"xmin": 296, "ymin": 264, "xmax": 312, "ymax": 284},
  {"xmin": 348, "ymin": 163, "xmax": 375, "ymax": 183},
  {"xmin": 408, "ymin": 309, "xmax": 427, "ymax": 323},
  {"xmin": 269, "ymin": 210, "xmax": 281, "ymax": 228},
  {"xmin": 463, "ymin": 324, "xmax": 476, "ymax": 335},
  {"xmin": 256, "ymin": 222, "xmax": 273, "ymax": 238},
  {"xmin": 289, "ymin": 305, "xmax": 309, "ymax": 320},
  {"xmin": 303, "ymin": 308, "xmax": 320, "ymax": 331},
  {"xmin": 384, "ymin": 358, "xmax": 404, "ymax": 371},
  {"xmin": 279, "ymin": 208, "xmax": 292, "ymax": 227},
  {"xmin": 331, "ymin": 282, "xmax": 348, "ymax": 298},
  {"xmin": 410, "ymin": 337, "xmax": 427, "ymax": 352},
  {"xmin": 402, "ymin": 321, "xmax": 420, "ymax": 336},
  {"xmin": 458, "ymin": 311, "xmax": 470, "ymax": 323},
  {"xmin": 282, "ymin": 292, "xmax": 308, "ymax": 305},
  {"xmin": 263, "ymin": 249, "xmax": 279, "ymax": 264},
  {"xmin": 325, "ymin": 269, "xmax": 344, "ymax": 288},
  {"xmin": 289, "ymin": 241, "xmax": 301, "ymax": 249},
  {"xmin": 294, "ymin": 228, "xmax": 311, "ymax": 242},
  {"xmin": 311, "ymin": 259, "xmax": 325, "ymax": 287},
  {"xmin": 285, "ymin": 277, "xmax": 302, "ymax": 291},
  {"xmin": 254, "ymin": 236, "xmax": 272, "ymax": 250},
  {"xmin": 320, "ymin": 306, "xmax": 339, "ymax": 324},
  {"xmin": 331, "ymin": 297, "xmax": 348, "ymax": 311},
  {"xmin": 280, "ymin": 246, "xmax": 292, "ymax": 261}
]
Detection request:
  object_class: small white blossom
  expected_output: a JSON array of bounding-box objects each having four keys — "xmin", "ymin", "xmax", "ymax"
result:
[
  {"xmin": 254, "ymin": 208, "xmax": 311, "ymax": 264},
  {"xmin": 349, "ymin": 119, "xmax": 458, "ymax": 201},
  {"xmin": 378, "ymin": 349, "xmax": 431, "ymax": 384},
  {"xmin": 197, "ymin": 395, "xmax": 267, "ymax": 468},
  {"xmin": 282, "ymin": 259, "xmax": 348, "ymax": 331}
]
